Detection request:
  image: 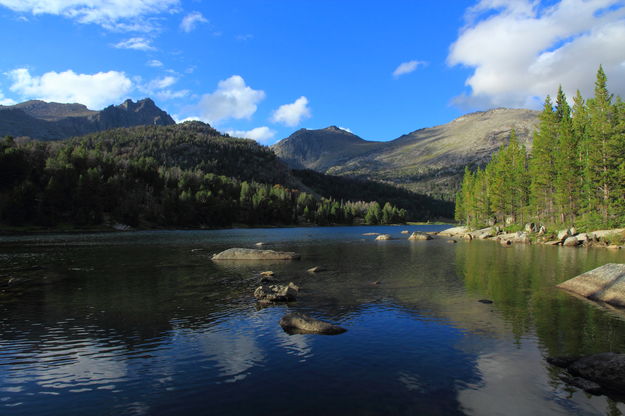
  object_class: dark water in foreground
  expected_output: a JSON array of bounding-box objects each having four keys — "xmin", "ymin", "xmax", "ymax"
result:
[{"xmin": 2, "ymin": 226, "xmax": 625, "ymax": 415}]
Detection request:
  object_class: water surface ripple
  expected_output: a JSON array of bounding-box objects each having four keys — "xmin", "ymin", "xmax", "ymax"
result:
[{"xmin": 1, "ymin": 226, "xmax": 625, "ymax": 415}]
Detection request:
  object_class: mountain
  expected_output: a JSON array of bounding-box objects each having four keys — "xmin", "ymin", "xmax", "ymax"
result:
[
  {"xmin": 0, "ymin": 98, "xmax": 175, "ymax": 141},
  {"xmin": 272, "ymin": 108, "xmax": 540, "ymax": 199}
]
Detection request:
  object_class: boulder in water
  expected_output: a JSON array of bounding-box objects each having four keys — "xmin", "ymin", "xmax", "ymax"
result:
[
  {"xmin": 375, "ymin": 234, "xmax": 392, "ymax": 240},
  {"xmin": 279, "ymin": 312, "xmax": 347, "ymax": 335},
  {"xmin": 557, "ymin": 263, "xmax": 625, "ymax": 307},
  {"xmin": 408, "ymin": 232, "xmax": 432, "ymax": 241},
  {"xmin": 212, "ymin": 248, "xmax": 300, "ymax": 261},
  {"xmin": 254, "ymin": 282, "xmax": 299, "ymax": 303},
  {"xmin": 548, "ymin": 352, "xmax": 625, "ymax": 395}
]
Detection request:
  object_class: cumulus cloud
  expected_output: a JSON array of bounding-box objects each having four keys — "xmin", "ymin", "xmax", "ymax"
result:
[
  {"xmin": 7, "ymin": 68, "xmax": 133, "ymax": 109},
  {"xmin": 180, "ymin": 11, "xmax": 207, "ymax": 32},
  {"xmin": 271, "ymin": 96, "xmax": 311, "ymax": 127},
  {"xmin": 146, "ymin": 59, "xmax": 163, "ymax": 67},
  {"xmin": 226, "ymin": 126, "xmax": 276, "ymax": 144},
  {"xmin": 196, "ymin": 75, "xmax": 265, "ymax": 124},
  {"xmin": 448, "ymin": 0, "xmax": 625, "ymax": 109},
  {"xmin": 0, "ymin": 90, "xmax": 16, "ymax": 105},
  {"xmin": 392, "ymin": 60, "xmax": 427, "ymax": 78},
  {"xmin": 0, "ymin": 0, "xmax": 180, "ymax": 32},
  {"xmin": 114, "ymin": 37, "xmax": 155, "ymax": 51}
]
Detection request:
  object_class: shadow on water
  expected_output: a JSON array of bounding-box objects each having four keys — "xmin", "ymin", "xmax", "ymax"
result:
[{"xmin": 0, "ymin": 227, "xmax": 625, "ymax": 415}]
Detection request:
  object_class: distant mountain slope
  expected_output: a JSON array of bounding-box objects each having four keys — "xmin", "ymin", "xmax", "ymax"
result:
[
  {"xmin": 273, "ymin": 108, "xmax": 540, "ymax": 199},
  {"xmin": 0, "ymin": 98, "xmax": 175, "ymax": 141},
  {"xmin": 272, "ymin": 126, "xmax": 384, "ymax": 171}
]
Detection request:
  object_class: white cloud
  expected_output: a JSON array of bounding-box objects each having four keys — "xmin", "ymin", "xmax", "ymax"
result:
[
  {"xmin": 449, "ymin": 0, "xmax": 625, "ymax": 109},
  {"xmin": 392, "ymin": 60, "xmax": 427, "ymax": 78},
  {"xmin": 114, "ymin": 37, "xmax": 155, "ymax": 51},
  {"xmin": 271, "ymin": 96, "xmax": 311, "ymax": 127},
  {"xmin": 180, "ymin": 11, "xmax": 207, "ymax": 32},
  {"xmin": 149, "ymin": 76, "xmax": 176, "ymax": 90},
  {"xmin": 156, "ymin": 89, "xmax": 189, "ymax": 100},
  {"xmin": 0, "ymin": 0, "xmax": 180, "ymax": 32},
  {"xmin": 196, "ymin": 75, "xmax": 265, "ymax": 124},
  {"xmin": 7, "ymin": 68, "xmax": 133, "ymax": 109},
  {"xmin": 226, "ymin": 126, "xmax": 276, "ymax": 144},
  {"xmin": 0, "ymin": 90, "xmax": 16, "ymax": 105},
  {"xmin": 147, "ymin": 59, "xmax": 163, "ymax": 67}
]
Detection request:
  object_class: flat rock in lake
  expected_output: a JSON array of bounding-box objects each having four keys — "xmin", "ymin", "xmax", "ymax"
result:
[
  {"xmin": 279, "ymin": 312, "xmax": 347, "ymax": 335},
  {"xmin": 212, "ymin": 248, "xmax": 300, "ymax": 261},
  {"xmin": 557, "ymin": 263, "xmax": 625, "ymax": 307},
  {"xmin": 362, "ymin": 232, "xmax": 381, "ymax": 236}
]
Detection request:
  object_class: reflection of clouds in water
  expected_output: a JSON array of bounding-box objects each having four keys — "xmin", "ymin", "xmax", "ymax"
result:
[
  {"xmin": 457, "ymin": 342, "xmax": 623, "ymax": 416},
  {"xmin": 397, "ymin": 371, "xmax": 428, "ymax": 394},
  {"xmin": 199, "ymin": 330, "xmax": 265, "ymax": 383},
  {"xmin": 2, "ymin": 343, "xmax": 127, "ymax": 395},
  {"xmin": 275, "ymin": 329, "xmax": 312, "ymax": 361}
]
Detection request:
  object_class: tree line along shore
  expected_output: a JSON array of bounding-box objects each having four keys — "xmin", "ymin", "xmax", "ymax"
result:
[{"xmin": 454, "ymin": 66, "xmax": 625, "ymax": 241}]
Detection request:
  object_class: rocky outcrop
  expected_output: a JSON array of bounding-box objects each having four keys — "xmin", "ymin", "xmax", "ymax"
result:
[
  {"xmin": 557, "ymin": 263, "xmax": 625, "ymax": 307},
  {"xmin": 279, "ymin": 312, "xmax": 347, "ymax": 335},
  {"xmin": 212, "ymin": 248, "xmax": 301, "ymax": 260},
  {"xmin": 408, "ymin": 232, "xmax": 432, "ymax": 241},
  {"xmin": 548, "ymin": 353, "xmax": 625, "ymax": 395},
  {"xmin": 254, "ymin": 282, "xmax": 299, "ymax": 303},
  {"xmin": 0, "ymin": 98, "xmax": 175, "ymax": 141}
]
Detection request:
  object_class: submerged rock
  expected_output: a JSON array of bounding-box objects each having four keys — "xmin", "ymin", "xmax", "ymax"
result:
[
  {"xmin": 557, "ymin": 263, "xmax": 625, "ymax": 307},
  {"xmin": 478, "ymin": 299, "xmax": 494, "ymax": 304},
  {"xmin": 307, "ymin": 266, "xmax": 326, "ymax": 273},
  {"xmin": 548, "ymin": 352, "xmax": 625, "ymax": 395},
  {"xmin": 408, "ymin": 232, "xmax": 432, "ymax": 241},
  {"xmin": 212, "ymin": 248, "xmax": 300, "ymax": 260},
  {"xmin": 254, "ymin": 282, "xmax": 299, "ymax": 303},
  {"xmin": 279, "ymin": 312, "xmax": 347, "ymax": 335}
]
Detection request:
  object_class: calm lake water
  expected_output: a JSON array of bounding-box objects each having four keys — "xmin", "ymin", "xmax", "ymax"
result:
[{"xmin": 2, "ymin": 225, "xmax": 625, "ymax": 415}]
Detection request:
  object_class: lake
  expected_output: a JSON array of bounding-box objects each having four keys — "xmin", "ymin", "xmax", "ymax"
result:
[{"xmin": 1, "ymin": 225, "xmax": 625, "ymax": 415}]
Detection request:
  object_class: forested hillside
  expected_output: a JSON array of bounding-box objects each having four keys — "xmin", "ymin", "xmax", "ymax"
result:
[
  {"xmin": 0, "ymin": 121, "xmax": 449, "ymax": 229},
  {"xmin": 455, "ymin": 67, "xmax": 625, "ymax": 231}
]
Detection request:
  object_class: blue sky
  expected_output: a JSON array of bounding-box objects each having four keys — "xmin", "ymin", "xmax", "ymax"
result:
[{"xmin": 1, "ymin": 1, "xmax": 624, "ymax": 144}]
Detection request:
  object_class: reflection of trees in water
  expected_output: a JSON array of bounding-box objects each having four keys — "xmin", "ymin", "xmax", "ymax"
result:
[{"xmin": 455, "ymin": 241, "xmax": 625, "ymax": 356}]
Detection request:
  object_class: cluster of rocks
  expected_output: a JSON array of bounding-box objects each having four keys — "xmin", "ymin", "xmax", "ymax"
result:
[
  {"xmin": 367, "ymin": 231, "xmax": 434, "ymax": 241},
  {"xmin": 211, "ymin": 248, "xmax": 346, "ymax": 335},
  {"xmin": 438, "ymin": 225, "xmax": 625, "ymax": 249}
]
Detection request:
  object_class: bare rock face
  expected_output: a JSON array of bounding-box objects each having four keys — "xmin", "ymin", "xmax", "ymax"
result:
[
  {"xmin": 279, "ymin": 312, "xmax": 347, "ymax": 335},
  {"xmin": 254, "ymin": 282, "xmax": 299, "ymax": 303},
  {"xmin": 212, "ymin": 248, "xmax": 300, "ymax": 260},
  {"xmin": 408, "ymin": 232, "xmax": 432, "ymax": 241},
  {"xmin": 548, "ymin": 353, "xmax": 625, "ymax": 395},
  {"xmin": 557, "ymin": 263, "xmax": 625, "ymax": 307}
]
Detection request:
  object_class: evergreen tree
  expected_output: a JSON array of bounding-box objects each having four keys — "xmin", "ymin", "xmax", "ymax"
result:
[{"xmin": 529, "ymin": 95, "xmax": 558, "ymax": 222}]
